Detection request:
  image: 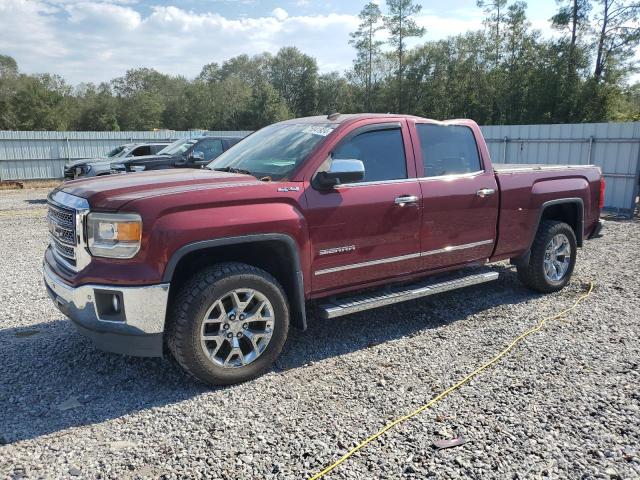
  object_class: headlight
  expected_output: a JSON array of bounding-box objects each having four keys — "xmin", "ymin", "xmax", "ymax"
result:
[
  {"xmin": 130, "ymin": 165, "xmax": 146, "ymax": 172},
  {"xmin": 87, "ymin": 213, "xmax": 142, "ymax": 258}
]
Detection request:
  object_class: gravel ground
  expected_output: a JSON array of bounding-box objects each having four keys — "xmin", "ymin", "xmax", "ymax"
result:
[{"xmin": 0, "ymin": 188, "xmax": 638, "ymax": 480}]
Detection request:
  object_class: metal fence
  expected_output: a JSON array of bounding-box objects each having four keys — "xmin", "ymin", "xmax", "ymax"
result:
[
  {"xmin": 0, "ymin": 130, "xmax": 251, "ymax": 181},
  {"xmin": 1, "ymin": 123, "xmax": 638, "ymax": 215},
  {"xmin": 480, "ymin": 122, "xmax": 640, "ymax": 216}
]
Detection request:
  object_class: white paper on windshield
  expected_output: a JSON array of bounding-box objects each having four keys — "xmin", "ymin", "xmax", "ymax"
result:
[{"xmin": 302, "ymin": 126, "xmax": 334, "ymax": 137}]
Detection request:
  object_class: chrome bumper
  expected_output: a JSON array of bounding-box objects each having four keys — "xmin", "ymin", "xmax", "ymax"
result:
[{"xmin": 43, "ymin": 261, "xmax": 170, "ymax": 357}]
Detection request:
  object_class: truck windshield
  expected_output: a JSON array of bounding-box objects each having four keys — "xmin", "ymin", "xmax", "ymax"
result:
[
  {"xmin": 106, "ymin": 146, "xmax": 126, "ymax": 157},
  {"xmin": 158, "ymin": 138, "xmax": 198, "ymax": 156},
  {"xmin": 207, "ymin": 124, "xmax": 335, "ymax": 180}
]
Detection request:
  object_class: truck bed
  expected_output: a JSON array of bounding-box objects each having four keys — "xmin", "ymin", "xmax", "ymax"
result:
[{"xmin": 491, "ymin": 162, "xmax": 602, "ymax": 262}]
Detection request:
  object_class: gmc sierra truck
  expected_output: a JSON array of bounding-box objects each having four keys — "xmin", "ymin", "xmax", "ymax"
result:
[{"xmin": 43, "ymin": 114, "xmax": 605, "ymax": 385}]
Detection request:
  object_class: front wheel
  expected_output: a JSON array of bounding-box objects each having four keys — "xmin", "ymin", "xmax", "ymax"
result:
[
  {"xmin": 517, "ymin": 220, "xmax": 577, "ymax": 293},
  {"xmin": 167, "ymin": 262, "xmax": 289, "ymax": 385}
]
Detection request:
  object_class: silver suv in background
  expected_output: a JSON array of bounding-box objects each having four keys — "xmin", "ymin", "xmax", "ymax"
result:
[{"xmin": 64, "ymin": 142, "xmax": 171, "ymax": 180}]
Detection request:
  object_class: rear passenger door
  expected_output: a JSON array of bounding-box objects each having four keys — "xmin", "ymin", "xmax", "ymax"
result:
[
  {"xmin": 412, "ymin": 122, "xmax": 498, "ymax": 271},
  {"xmin": 305, "ymin": 121, "xmax": 422, "ymax": 293}
]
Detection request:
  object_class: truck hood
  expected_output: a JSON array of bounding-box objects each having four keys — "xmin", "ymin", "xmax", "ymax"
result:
[
  {"xmin": 60, "ymin": 168, "xmax": 260, "ymax": 210},
  {"xmin": 111, "ymin": 154, "xmax": 174, "ymax": 166},
  {"xmin": 65, "ymin": 157, "xmax": 109, "ymax": 168}
]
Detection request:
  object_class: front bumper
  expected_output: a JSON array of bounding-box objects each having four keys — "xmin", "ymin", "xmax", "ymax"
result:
[{"xmin": 43, "ymin": 261, "xmax": 170, "ymax": 357}]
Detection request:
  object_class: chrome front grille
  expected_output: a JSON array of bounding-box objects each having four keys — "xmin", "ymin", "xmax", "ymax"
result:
[
  {"xmin": 48, "ymin": 202, "xmax": 77, "ymax": 266},
  {"xmin": 47, "ymin": 191, "xmax": 91, "ymax": 272},
  {"xmin": 48, "ymin": 203, "xmax": 75, "ymax": 228}
]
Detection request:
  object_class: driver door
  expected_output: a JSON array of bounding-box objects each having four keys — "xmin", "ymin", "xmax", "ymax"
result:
[{"xmin": 304, "ymin": 121, "xmax": 423, "ymax": 294}]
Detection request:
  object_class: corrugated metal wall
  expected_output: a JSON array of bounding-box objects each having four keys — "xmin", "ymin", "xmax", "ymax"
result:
[
  {"xmin": 0, "ymin": 130, "xmax": 251, "ymax": 181},
  {"xmin": 480, "ymin": 122, "xmax": 640, "ymax": 215},
  {"xmin": 1, "ymin": 123, "xmax": 638, "ymax": 214}
]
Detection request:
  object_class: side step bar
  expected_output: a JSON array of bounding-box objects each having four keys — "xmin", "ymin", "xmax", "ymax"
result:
[{"xmin": 317, "ymin": 270, "xmax": 499, "ymax": 319}]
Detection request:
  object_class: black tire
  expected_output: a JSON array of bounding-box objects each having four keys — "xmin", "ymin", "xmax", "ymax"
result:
[
  {"xmin": 517, "ymin": 220, "xmax": 577, "ymax": 293},
  {"xmin": 167, "ymin": 262, "xmax": 289, "ymax": 385}
]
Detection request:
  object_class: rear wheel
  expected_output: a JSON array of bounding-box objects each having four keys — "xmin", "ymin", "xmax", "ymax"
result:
[
  {"xmin": 168, "ymin": 262, "xmax": 289, "ymax": 385},
  {"xmin": 517, "ymin": 220, "xmax": 577, "ymax": 293}
]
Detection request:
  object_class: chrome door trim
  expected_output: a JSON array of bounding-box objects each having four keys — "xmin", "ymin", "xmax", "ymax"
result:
[
  {"xmin": 420, "ymin": 239, "xmax": 494, "ymax": 256},
  {"xmin": 418, "ymin": 170, "xmax": 485, "ymax": 181},
  {"xmin": 314, "ymin": 252, "xmax": 422, "ymax": 276},
  {"xmin": 335, "ymin": 177, "xmax": 419, "ymax": 188},
  {"xmin": 314, "ymin": 239, "xmax": 495, "ymax": 276}
]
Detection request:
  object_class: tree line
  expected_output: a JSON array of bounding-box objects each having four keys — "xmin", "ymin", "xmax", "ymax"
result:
[{"xmin": 0, "ymin": 0, "xmax": 638, "ymax": 132}]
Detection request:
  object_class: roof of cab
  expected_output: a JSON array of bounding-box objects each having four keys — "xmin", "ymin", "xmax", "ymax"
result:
[{"xmin": 277, "ymin": 113, "xmax": 425, "ymax": 126}]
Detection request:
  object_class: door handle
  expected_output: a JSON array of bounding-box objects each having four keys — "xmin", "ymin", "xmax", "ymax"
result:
[
  {"xmin": 476, "ymin": 188, "xmax": 496, "ymax": 198},
  {"xmin": 394, "ymin": 195, "xmax": 419, "ymax": 206}
]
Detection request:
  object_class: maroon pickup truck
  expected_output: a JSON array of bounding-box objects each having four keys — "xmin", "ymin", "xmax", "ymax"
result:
[{"xmin": 44, "ymin": 114, "xmax": 605, "ymax": 385}]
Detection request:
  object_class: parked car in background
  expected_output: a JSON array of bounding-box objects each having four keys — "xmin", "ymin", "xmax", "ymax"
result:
[
  {"xmin": 64, "ymin": 143, "xmax": 170, "ymax": 180},
  {"xmin": 44, "ymin": 113, "xmax": 604, "ymax": 385},
  {"xmin": 110, "ymin": 136, "xmax": 243, "ymax": 173}
]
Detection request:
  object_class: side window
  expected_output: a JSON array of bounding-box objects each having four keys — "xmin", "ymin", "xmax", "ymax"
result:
[
  {"xmin": 417, "ymin": 124, "xmax": 482, "ymax": 177},
  {"xmin": 194, "ymin": 139, "xmax": 224, "ymax": 161},
  {"xmin": 332, "ymin": 128, "xmax": 407, "ymax": 183},
  {"xmin": 151, "ymin": 145, "xmax": 165, "ymax": 154},
  {"xmin": 131, "ymin": 146, "xmax": 151, "ymax": 157}
]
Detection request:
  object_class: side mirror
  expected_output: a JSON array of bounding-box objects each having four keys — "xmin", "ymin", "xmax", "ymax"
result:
[
  {"xmin": 315, "ymin": 159, "xmax": 365, "ymax": 189},
  {"xmin": 189, "ymin": 151, "xmax": 206, "ymax": 164}
]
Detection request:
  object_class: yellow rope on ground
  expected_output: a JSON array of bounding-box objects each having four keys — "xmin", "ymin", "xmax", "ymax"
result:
[{"xmin": 309, "ymin": 282, "xmax": 595, "ymax": 480}]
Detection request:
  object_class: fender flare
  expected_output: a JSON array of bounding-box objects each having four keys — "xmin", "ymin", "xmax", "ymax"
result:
[
  {"xmin": 513, "ymin": 197, "xmax": 584, "ymax": 266},
  {"xmin": 163, "ymin": 233, "xmax": 307, "ymax": 330}
]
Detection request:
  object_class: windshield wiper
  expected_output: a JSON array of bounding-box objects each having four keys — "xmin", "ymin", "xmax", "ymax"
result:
[{"xmin": 212, "ymin": 166, "xmax": 254, "ymax": 176}]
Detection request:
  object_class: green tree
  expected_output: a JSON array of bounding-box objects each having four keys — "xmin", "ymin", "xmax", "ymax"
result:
[
  {"xmin": 242, "ymin": 81, "xmax": 291, "ymax": 129},
  {"xmin": 477, "ymin": 0, "xmax": 508, "ymax": 66},
  {"xmin": 385, "ymin": 0, "xmax": 425, "ymax": 112},
  {"xmin": 219, "ymin": 53, "xmax": 271, "ymax": 87},
  {"xmin": 317, "ymin": 72, "xmax": 355, "ymax": 114},
  {"xmin": 350, "ymin": 2, "xmax": 384, "ymax": 110},
  {"xmin": 0, "ymin": 54, "xmax": 19, "ymax": 129},
  {"xmin": 593, "ymin": 0, "xmax": 640, "ymax": 82},
  {"xmin": 551, "ymin": 0, "xmax": 592, "ymax": 120},
  {"xmin": 0, "ymin": 54, "xmax": 18, "ymax": 77},
  {"xmin": 74, "ymin": 83, "xmax": 119, "ymax": 130},
  {"xmin": 117, "ymin": 90, "xmax": 165, "ymax": 130},
  {"xmin": 269, "ymin": 47, "xmax": 319, "ymax": 116},
  {"xmin": 198, "ymin": 63, "xmax": 221, "ymax": 83},
  {"xmin": 13, "ymin": 74, "xmax": 72, "ymax": 130}
]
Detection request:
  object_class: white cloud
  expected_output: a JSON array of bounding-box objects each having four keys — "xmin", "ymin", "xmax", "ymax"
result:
[
  {"xmin": 0, "ymin": 1, "xmax": 357, "ymax": 83},
  {"xmin": 2, "ymin": 0, "xmax": 631, "ymax": 85},
  {"xmin": 272, "ymin": 7, "xmax": 289, "ymax": 21}
]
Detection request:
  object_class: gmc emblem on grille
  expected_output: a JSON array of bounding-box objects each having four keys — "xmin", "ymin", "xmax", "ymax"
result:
[
  {"xmin": 48, "ymin": 219, "xmax": 66, "ymax": 239},
  {"xmin": 53, "ymin": 226, "xmax": 65, "ymax": 239}
]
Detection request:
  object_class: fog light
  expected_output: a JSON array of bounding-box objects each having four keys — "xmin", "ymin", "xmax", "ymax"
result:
[{"xmin": 112, "ymin": 294, "xmax": 120, "ymax": 313}]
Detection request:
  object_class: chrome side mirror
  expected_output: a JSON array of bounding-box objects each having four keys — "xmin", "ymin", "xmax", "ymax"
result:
[
  {"xmin": 189, "ymin": 151, "xmax": 205, "ymax": 163},
  {"xmin": 315, "ymin": 159, "xmax": 365, "ymax": 189}
]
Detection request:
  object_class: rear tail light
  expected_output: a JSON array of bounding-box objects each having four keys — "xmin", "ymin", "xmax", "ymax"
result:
[{"xmin": 598, "ymin": 177, "xmax": 606, "ymax": 210}]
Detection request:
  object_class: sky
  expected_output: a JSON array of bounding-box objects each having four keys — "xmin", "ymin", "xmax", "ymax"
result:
[{"xmin": 0, "ymin": 0, "xmax": 626, "ymax": 85}]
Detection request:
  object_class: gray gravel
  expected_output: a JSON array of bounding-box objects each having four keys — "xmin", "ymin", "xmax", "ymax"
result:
[{"xmin": 1, "ymin": 189, "xmax": 639, "ymax": 479}]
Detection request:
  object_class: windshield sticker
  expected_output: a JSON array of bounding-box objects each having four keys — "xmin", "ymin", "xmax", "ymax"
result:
[{"xmin": 302, "ymin": 126, "xmax": 334, "ymax": 137}]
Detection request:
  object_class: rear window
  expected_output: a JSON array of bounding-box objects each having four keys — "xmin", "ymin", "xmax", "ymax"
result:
[{"xmin": 417, "ymin": 124, "xmax": 482, "ymax": 177}]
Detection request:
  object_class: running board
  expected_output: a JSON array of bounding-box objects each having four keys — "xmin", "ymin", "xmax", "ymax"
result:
[{"xmin": 317, "ymin": 269, "xmax": 499, "ymax": 319}]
